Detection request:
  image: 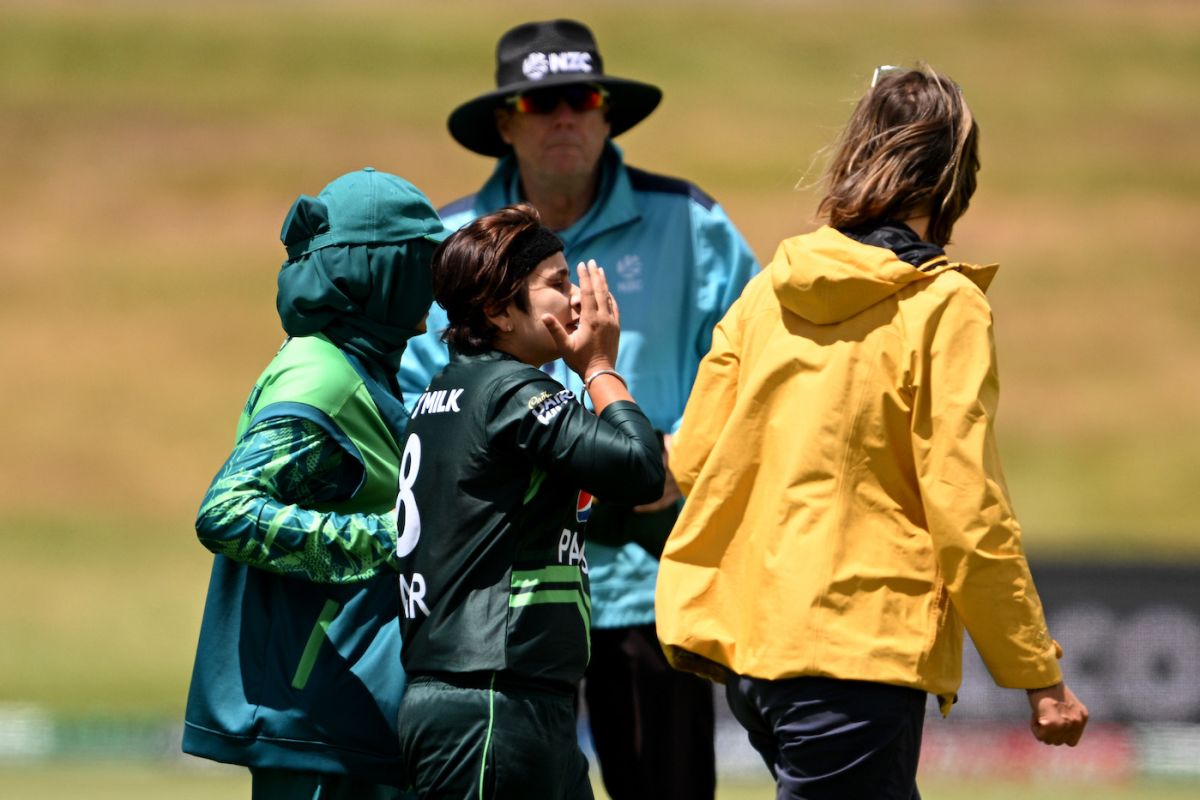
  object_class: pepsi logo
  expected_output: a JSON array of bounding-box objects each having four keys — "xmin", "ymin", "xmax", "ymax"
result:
[{"xmin": 576, "ymin": 490, "xmax": 594, "ymax": 523}]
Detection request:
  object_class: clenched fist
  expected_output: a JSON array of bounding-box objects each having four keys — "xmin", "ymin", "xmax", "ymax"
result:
[{"xmin": 1026, "ymin": 682, "xmax": 1088, "ymax": 746}]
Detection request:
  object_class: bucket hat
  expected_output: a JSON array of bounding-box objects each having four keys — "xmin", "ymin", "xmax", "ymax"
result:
[
  {"xmin": 448, "ymin": 19, "xmax": 663, "ymax": 157},
  {"xmin": 282, "ymin": 167, "xmax": 449, "ymax": 261}
]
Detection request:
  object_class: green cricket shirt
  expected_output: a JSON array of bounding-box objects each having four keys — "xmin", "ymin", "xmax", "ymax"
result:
[{"xmin": 396, "ymin": 349, "xmax": 664, "ymax": 689}]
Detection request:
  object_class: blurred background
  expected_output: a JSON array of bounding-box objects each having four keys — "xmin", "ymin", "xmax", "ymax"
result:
[{"xmin": 1, "ymin": 0, "xmax": 1197, "ymax": 797}]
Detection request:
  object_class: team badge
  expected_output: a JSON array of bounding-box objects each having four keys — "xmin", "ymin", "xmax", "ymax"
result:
[{"xmin": 576, "ymin": 490, "xmax": 594, "ymax": 523}]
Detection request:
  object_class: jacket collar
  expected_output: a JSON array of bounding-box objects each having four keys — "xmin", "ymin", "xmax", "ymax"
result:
[
  {"xmin": 840, "ymin": 219, "xmax": 998, "ymax": 292},
  {"xmin": 474, "ymin": 141, "xmax": 641, "ymax": 250},
  {"xmin": 840, "ymin": 220, "xmax": 948, "ymax": 272}
]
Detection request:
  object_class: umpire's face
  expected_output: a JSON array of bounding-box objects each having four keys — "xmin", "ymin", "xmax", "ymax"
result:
[{"xmin": 496, "ymin": 86, "xmax": 611, "ymax": 188}]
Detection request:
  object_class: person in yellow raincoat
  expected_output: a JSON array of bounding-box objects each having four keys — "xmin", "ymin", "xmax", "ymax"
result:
[{"xmin": 655, "ymin": 64, "xmax": 1088, "ymax": 800}]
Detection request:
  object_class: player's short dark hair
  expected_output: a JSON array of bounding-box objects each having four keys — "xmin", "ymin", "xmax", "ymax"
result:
[{"xmin": 433, "ymin": 203, "xmax": 544, "ymax": 351}]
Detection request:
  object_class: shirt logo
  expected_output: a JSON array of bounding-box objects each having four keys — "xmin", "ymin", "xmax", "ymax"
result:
[
  {"xmin": 614, "ymin": 254, "xmax": 643, "ymax": 293},
  {"xmin": 530, "ymin": 388, "xmax": 575, "ymax": 425},
  {"xmin": 411, "ymin": 388, "xmax": 464, "ymax": 418},
  {"xmin": 576, "ymin": 490, "xmax": 593, "ymax": 523},
  {"xmin": 522, "ymin": 51, "xmax": 593, "ymax": 81}
]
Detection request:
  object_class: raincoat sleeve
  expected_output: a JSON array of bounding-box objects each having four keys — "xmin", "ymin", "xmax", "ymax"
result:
[
  {"xmin": 195, "ymin": 415, "xmax": 399, "ymax": 583},
  {"xmin": 670, "ymin": 305, "xmax": 743, "ymax": 498},
  {"xmin": 672, "ymin": 202, "xmax": 758, "ymax": 435},
  {"xmin": 910, "ymin": 280, "xmax": 1062, "ymax": 689}
]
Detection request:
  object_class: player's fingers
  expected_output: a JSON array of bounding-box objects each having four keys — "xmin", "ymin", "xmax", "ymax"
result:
[
  {"xmin": 542, "ymin": 314, "xmax": 570, "ymax": 351},
  {"xmin": 592, "ymin": 265, "xmax": 617, "ymax": 322},
  {"xmin": 590, "ymin": 261, "xmax": 611, "ymax": 320},
  {"xmin": 1039, "ymin": 714, "xmax": 1083, "ymax": 746},
  {"xmin": 589, "ymin": 260, "xmax": 609, "ymax": 298},
  {"xmin": 577, "ymin": 261, "xmax": 598, "ymax": 315},
  {"xmin": 1065, "ymin": 706, "xmax": 1088, "ymax": 747},
  {"xmin": 1036, "ymin": 725, "xmax": 1063, "ymax": 746},
  {"xmin": 1032, "ymin": 714, "xmax": 1062, "ymax": 745}
]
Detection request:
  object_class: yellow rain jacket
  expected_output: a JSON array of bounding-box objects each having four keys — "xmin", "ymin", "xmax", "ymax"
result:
[{"xmin": 656, "ymin": 225, "xmax": 1062, "ymax": 713}]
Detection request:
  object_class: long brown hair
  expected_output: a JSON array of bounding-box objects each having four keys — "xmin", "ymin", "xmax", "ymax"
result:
[
  {"xmin": 433, "ymin": 203, "xmax": 544, "ymax": 351},
  {"xmin": 818, "ymin": 65, "xmax": 979, "ymax": 246}
]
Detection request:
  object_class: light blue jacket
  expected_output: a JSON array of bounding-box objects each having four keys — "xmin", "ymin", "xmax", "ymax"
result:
[{"xmin": 400, "ymin": 142, "xmax": 757, "ymax": 628}]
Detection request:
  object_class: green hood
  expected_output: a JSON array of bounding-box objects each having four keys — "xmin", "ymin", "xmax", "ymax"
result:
[{"xmin": 275, "ymin": 168, "xmax": 445, "ymax": 388}]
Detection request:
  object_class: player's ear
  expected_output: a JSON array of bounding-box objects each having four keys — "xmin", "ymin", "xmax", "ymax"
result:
[
  {"xmin": 485, "ymin": 303, "xmax": 515, "ymax": 334},
  {"xmin": 495, "ymin": 109, "xmax": 515, "ymax": 146}
]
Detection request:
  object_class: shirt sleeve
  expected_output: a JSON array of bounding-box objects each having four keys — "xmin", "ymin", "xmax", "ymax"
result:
[
  {"xmin": 195, "ymin": 414, "xmax": 398, "ymax": 583},
  {"xmin": 672, "ymin": 201, "xmax": 758, "ymax": 434},
  {"xmin": 910, "ymin": 280, "xmax": 1063, "ymax": 689},
  {"xmin": 670, "ymin": 304, "xmax": 743, "ymax": 498},
  {"xmin": 486, "ymin": 370, "xmax": 665, "ymax": 506}
]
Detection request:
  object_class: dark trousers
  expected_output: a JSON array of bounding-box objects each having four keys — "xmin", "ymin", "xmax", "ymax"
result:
[
  {"xmin": 398, "ymin": 676, "xmax": 593, "ymax": 800},
  {"xmin": 725, "ymin": 675, "xmax": 926, "ymax": 800},
  {"xmin": 250, "ymin": 769, "xmax": 409, "ymax": 800},
  {"xmin": 583, "ymin": 623, "xmax": 716, "ymax": 800}
]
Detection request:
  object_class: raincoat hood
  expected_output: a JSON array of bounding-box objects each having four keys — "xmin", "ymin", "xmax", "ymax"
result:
[
  {"xmin": 275, "ymin": 169, "xmax": 446, "ymax": 388},
  {"xmin": 771, "ymin": 223, "xmax": 998, "ymax": 325}
]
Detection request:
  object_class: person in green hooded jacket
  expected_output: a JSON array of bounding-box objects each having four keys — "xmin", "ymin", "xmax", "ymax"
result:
[{"xmin": 183, "ymin": 168, "xmax": 447, "ymax": 799}]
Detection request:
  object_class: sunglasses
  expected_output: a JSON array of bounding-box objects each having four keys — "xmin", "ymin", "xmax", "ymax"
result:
[
  {"xmin": 505, "ymin": 83, "xmax": 609, "ymax": 115},
  {"xmin": 870, "ymin": 64, "xmax": 961, "ymax": 92},
  {"xmin": 871, "ymin": 65, "xmax": 905, "ymax": 88}
]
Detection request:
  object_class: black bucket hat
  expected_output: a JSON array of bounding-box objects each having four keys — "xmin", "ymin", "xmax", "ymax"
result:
[{"xmin": 448, "ymin": 19, "xmax": 663, "ymax": 157}]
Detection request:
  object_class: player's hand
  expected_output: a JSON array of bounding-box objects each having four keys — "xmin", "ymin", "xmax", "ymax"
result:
[
  {"xmin": 1026, "ymin": 682, "xmax": 1088, "ymax": 746},
  {"xmin": 543, "ymin": 259, "xmax": 620, "ymax": 379}
]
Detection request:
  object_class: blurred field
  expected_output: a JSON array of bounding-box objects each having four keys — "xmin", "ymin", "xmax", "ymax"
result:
[
  {"xmin": 0, "ymin": 762, "xmax": 1197, "ymax": 800},
  {"xmin": 0, "ymin": 0, "xmax": 1197, "ymax": 756}
]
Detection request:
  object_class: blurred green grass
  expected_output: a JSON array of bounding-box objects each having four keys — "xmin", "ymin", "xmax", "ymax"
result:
[
  {"xmin": 0, "ymin": 762, "xmax": 1195, "ymax": 800},
  {"xmin": 0, "ymin": 0, "xmax": 1197, "ymax": 718}
]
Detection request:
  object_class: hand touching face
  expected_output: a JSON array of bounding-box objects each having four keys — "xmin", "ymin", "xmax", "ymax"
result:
[
  {"xmin": 493, "ymin": 252, "xmax": 580, "ymax": 367},
  {"xmin": 540, "ymin": 259, "xmax": 621, "ymax": 378}
]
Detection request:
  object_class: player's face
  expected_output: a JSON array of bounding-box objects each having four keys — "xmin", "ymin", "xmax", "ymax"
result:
[
  {"xmin": 505, "ymin": 252, "xmax": 580, "ymax": 366},
  {"xmin": 496, "ymin": 91, "xmax": 611, "ymax": 185}
]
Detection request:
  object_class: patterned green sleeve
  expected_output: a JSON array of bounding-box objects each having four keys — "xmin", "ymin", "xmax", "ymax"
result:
[{"xmin": 195, "ymin": 415, "xmax": 398, "ymax": 583}]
